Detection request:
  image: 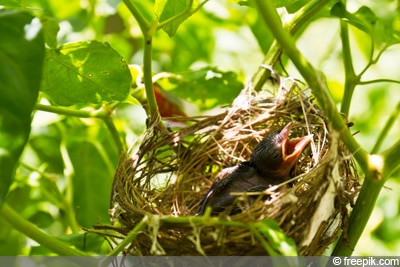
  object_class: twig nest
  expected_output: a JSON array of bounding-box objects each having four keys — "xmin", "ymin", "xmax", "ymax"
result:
[{"xmin": 109, "ymin": 75, "xmax": 360, "ymax": 255}]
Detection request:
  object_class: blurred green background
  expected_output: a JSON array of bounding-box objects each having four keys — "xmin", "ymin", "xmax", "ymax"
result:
[{"xmin": 0, "ymin": 0, "xmax": 399, "ymax": 255}]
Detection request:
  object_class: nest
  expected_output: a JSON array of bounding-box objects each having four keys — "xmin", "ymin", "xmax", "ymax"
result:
[{"xmin": 107, "ymin": 74, "xmax": 360, "ymax": 256}]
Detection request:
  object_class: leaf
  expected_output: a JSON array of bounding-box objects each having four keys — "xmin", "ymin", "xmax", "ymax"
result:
[
  {"xmin": 154, "ymin": 84, "xmax": 187, "ymax": 118},
  {"xmin": 331, "ymin": 2, "xmax": 377, "ymax": 34},
  {"xmin": 41, "ymin": 41, "xmax": 131, "ymax": 106},
  {"xmin": 40, "ymin": 16, "xmax": 60, "ymax": 49},
  {"xmin": 66, "ymin": 127, "xmax": 117, "ymax": 228},
  {"xmin": 155, "ymin": 0, "xmax": 195, "ymax": 37},
  {"xmin": 255, "ymin": 219, "xmax": 298, "ymax": 256},
  {"xmin": 159, "ymin": 67, "xmax": 243, "ymax": 111},
  {"xmin": 58, "ymin": 233, "xmax": 108, "ymax": 253},
  {"xmin": 237, "ymin": 0, "xmax": 304, "ymax": 8},
  {"xmin": 0, "ymin": 10, "xmax": 44, "ymax": 205}
]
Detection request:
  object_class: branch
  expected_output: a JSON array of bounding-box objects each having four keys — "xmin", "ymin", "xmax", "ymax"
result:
[
  {"xmin": 122, "ymin": 0, "xmax": 151, "ymax": 34},
  {"xmin": 36, "ymin": 104, "xmax": 125, "ymax": 152},
  {"xmin": 371, "ymin": 101, "xmax": 400, "ymax": 154},
  {"xmin": 106, "ymin": 216, "xmax": 148, "ymax": 257},
  {"xmin": 339, "ymin": 19, "xmax": 358, "ymax": 115},
  {"xmin": 123, "ymin": 0, "xmax": 164, "ymax": 127},
  {"xmin": 251, "ymin": 0, "xmax": 331, "ymax": 91},
  {"xmin": 254, "ymin": 0, "xmax": 370, "ymax": 174},
  {"xmin": 1, "ymin": 203, "xmax": 89, "ymax": 256},
  {"xmin": 333, "ymin": 139, "xmax": 400, "ymax": 255},
  {"xmin": 253, "ymin": 0, "xmax": 393, "ymax": 256}
]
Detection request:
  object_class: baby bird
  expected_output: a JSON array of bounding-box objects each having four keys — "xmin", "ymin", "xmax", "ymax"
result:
[{"xmin": 197, "ymin": 122, "xmax": 313, "ymax": 215}]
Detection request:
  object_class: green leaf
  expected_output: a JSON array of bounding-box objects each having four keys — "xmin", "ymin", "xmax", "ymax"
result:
[
  {"xmin": 58, "ymin": 233, "xmax": 108, "ymax": 253},
  {"xmin": 159, "ymin": 67, "xmax": 243, "ymax": 111},
  {"xmin": 41, "ymin": 41, "xmax": 131, "ymax": 106},
  {"xmin": 0, "ymin": 10, "xmax": 44, "ymax": 205},
  {"xmin": 255, "ymin": 219, "xmax": 298, "ymax": 256},
  {"xmin": 155, "ymin": 0, "xmax": 195, "ymax": 37},
  {"xmin": 331, "ymin": 2, "xmax": 378, "ymax": 34},
  {"xmin": 66, "ymin": 126, "xmax": 117, "ymax": 228},
  {"xmin": 40, "ymin": 16, "xmax": 60, "ymax": 49},
  {"xmin": 238, "ymin": 0, "xmax": 304, "ymax": 8}
]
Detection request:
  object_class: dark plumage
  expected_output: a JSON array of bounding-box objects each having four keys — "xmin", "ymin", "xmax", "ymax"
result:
[{"xmin": 197, "ymin": 122, "xmax": 313, "ymax": 216}]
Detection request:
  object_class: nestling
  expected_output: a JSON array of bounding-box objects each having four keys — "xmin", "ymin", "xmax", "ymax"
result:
[{"xmin": 197, "ymin": 122, "xmax": 313, "ymax": 215}]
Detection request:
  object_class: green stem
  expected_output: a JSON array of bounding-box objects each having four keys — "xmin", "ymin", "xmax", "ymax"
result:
[
  {"xmin": 20, "ymin": 163, "xmax": 79, "ymax": 234},
  {"xmin": 36, "ymin": 104, "xmax": 125, "ymax": 153},
  {"xmin": 254, "ymin": 0, "xmax": 370, "ymax": 173},
  {"xmin": 58, "ymin": 130, "xmax": 81, "ymax": 234},
  {"xmin": 103, "ymin": 117, "xmax": 125, "ymax": 152},
  {"xmin": 157, "ymin": 0, "xmax": 193, "ymax": 30},
  {"xmin": 359, "ymin": 78, "xmax": 400, "ymax": 85},
  {"xmin": 247, "ymin": 224, "xmax": 277, "ymax": 256},
  {"xmin": 122, "ymin": 0, "xmax": 151, "ymax": 34},
  {"xmin": 142, "ymin": 36, "xmax": 163, "ymax": 125},
  {"xmin": 334, "ymin": 140, "xmax": 400, "ymax": 255},
  {"xmin": 371, "ymin": 102, "xmax": 400, "ymax": 154},
  {"xmin": 382, "ymin": 138, "xmax": 400, "ymax": 178},
  {"xmin": 106, "ymin": 216, "xmax": 148, "ymax": 256},
  {"xmin": 339, "ymin": 18, "xmax": 358, "ymax": 116},
  {"xmin": 36, "ymin": 104, "xmax": 107, "ymax": 118},
  {"xmin": 254, "ymin": 0, "xmax": 389, "ymax": 256},
  {"xmin": 1, "ymin": 203, "xmax": 88, "ymax": 256},
  {"xmin": 333, "ymin": 175, "xmax": 385, "ymax": 255},
  {"xmin": 106, "ymin": 214, "xmax": 292, "ymax": 256},
  {"xmin": 251, "ymin": 0, "xmax": 331, "ymax": 91},
  {"xmin": 123, "ymin": 1, "xmax": 164, "ymax": 127}
]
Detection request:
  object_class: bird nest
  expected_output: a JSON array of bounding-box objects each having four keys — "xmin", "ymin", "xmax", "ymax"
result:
[{"xmin": 107, "ymin": 74, "xmax": 360, "ymax": 256}]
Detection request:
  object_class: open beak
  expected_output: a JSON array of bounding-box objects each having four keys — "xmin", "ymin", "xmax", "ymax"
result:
[{"xmin": 279, "ymin": 122, "xmax": 313, "ymax": 163}]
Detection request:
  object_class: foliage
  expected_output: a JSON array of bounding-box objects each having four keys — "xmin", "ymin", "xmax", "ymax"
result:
[{"xmin": 0, "ymin": 0, "xmax": 399, "ymax": 256}]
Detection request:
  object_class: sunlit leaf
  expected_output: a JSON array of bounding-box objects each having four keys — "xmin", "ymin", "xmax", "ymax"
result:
[
  {"xmin": 255, "ymin": 219, "xmax": 298, "ymax": 256},
  {"xmin": 41, "ymin": 41, "xmax": 131, "ymax": 106},
  {"xmin": 40, "ymin": 16, "xmax": 60, "ymax": 49},
  {"xmin": 58, "ymin": 233, "xmax": 108, "ymax": 253},
  {"xmin": 155, "ymin": 0, "xmax": 197, "ymax": 37},
  {"xmin": 237, "ymin": 0, "xmax": 304, "ymax": 8},
  {"xmin": 0, "ymin": 10, "xmax": 44, "ymax": 205},
  {"xmin": 66, "ymin": 126, "xmax": 117, "ymax": 228},
  {"xmin": 159, "ymin": 67, "xmax": 243, "ymax": 111},
  {"xmin": 331, "ymin": 2, "xmax": 377, "ymax": 34}
]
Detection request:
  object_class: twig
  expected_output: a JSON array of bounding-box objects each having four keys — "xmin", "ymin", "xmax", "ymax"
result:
[{"xmin": 1, "ymin": 203, "xmax": 89, "ymax": 256}]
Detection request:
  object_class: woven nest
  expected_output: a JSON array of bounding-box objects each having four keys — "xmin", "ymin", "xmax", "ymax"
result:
[{"xmin": 108, "ymin": 74, "xmax": 360, "ymax": 256}]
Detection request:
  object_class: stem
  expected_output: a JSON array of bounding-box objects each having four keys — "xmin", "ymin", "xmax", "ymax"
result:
[
  {"xmin": 103, "ymin": 117, "xmax": 125, "ymax": 152},
  {"xmin": 254, "ymin": 0, "xmax": 370, "ymax": 173},
  {"xmin": 36, "ymin": 104, "xmax": 107, "ymax": 118},
  {"xmin": 333, "ymin": 175, "xmax": 385, "ymax": 255},
  {"xmin": 19, "ymin": 163, "xmax": 79, "ymax": 234},
  {"xmin": 247, "ymin": 224, "xmax": 277, "ymax": 256},
  {"xmin": 339, "ymin": 18, "xmax": 357, "ymax": 116},
  {"xmin": 105, "ymin": 214, "xmax": 294, "ymax": 256},
  {"xmin": 254, "ymin": 0, "xmax": 390, "ymax": 256},
  {"xmin": 382, "ymin": 138, "xmax": 400, "ymax": 178},
  {"xmin": 122, "ymin": 0, "xmax": 151, "ymax": 34},
  {"xmin": 359, "ymin": 78, "xmax": 400, "ymax": 85},
  {"xmin": 1, "ymin": 203, "xmax": 88, "ymax": 256},
  {"xmin": 142, "ymin": 36, "xmax": 162, "ymax": 125},
  {"xmin": 59, "ymin": 131, "xmax": 81, "ymax": 234},
  {"xmin": 123, "ymin": 0, "xmax": 164, "ymax": 127},
  {"xmin": 157, "ymin": 0, "xmax": 192, "ymax": 30},
  {"xmin": 334, "ymin": 140, "xmax": 400, "ymax": 255},
  {"xmin": 371, "ymin": 102, "xmax": 400, "ymax": 154},
  {"xmin": 251, "ymin": 0, "xmax": 331, "ymax": 91},
  {"xmin": 36, "ymin": 104, "xmax": 125, "ymax": 153},
  {"xmin": 106, "ymin": 216, "xmax": 148, "ymax": 256}
]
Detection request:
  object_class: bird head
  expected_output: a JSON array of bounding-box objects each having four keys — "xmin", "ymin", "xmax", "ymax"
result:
[{"xmin": 250, "ymin": 122, "xmax": 313, "ymax": 180}]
